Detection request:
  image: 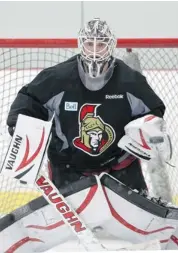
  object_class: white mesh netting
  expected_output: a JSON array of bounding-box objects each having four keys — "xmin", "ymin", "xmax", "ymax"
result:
[{"xmin": 0, "ymin": 44, "xmax": 178, "ymax": 217}]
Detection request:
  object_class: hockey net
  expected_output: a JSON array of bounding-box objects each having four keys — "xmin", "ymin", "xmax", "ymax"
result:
[{"xmin": 0, "ymin": 38, "xmax": 178, "ymax": 217}]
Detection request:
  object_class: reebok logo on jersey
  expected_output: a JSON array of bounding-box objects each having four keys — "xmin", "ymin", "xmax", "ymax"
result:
[
  {"xmin": 105, "ymin": 94, "xmax": 124, "ymax": 99},
  {"xmin": 65, "ymin": 102, "xmax": 78, "ymax": 111}
]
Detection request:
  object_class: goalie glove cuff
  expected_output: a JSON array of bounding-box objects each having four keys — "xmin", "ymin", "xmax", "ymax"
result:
[{"xmin": 118, "ymin": 115, "xmax": 172, "ymax": 163}]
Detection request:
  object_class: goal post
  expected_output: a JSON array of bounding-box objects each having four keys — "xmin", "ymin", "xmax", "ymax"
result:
[{"xmin": 0, "ymin": 38, "xmax": 178, "ymax": 217}]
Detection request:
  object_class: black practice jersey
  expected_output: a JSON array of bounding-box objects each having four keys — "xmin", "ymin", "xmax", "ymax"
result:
[{"xmin": 7, "ymin": 55, "xmax": 165, "ymax": 171}]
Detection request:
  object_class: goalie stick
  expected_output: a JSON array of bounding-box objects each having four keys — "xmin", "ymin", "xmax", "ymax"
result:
[
  {"xmin": 36, "ymin": 173, "xmax": 106, "ymax": 251},
  {"xmin": 0, "ymin": 114, "xmax": 106, "ymax": 251}
]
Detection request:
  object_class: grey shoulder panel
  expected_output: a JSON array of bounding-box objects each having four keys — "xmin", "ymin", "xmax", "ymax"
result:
[
  {"xmin": 44, "ymin": 92, "xmax": 69, "ymax": 150},
  {"xmin": 44, "ymin": 92, "xmax": 65, "ymax": 117},
  {"xmin": 126, "ymin": 92, "xmax": 150, "ymax": 117}
]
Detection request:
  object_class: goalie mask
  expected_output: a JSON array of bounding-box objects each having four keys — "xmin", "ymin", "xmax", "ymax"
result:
[{"xmin": 78, "ymin": 18, "xmax": 117, "ymax": 90}]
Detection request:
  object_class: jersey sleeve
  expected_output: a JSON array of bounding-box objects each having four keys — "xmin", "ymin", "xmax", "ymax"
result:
[
  {"xmin": 126, "ymin": 71, "xmax": 165, "ymax": 119},
  {"xmin": 7, "ymin": 67, "xmax": 56, "ymax": 127}
]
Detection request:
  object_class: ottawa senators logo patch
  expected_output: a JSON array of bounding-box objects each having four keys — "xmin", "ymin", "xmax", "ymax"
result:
[{"xmin": 73, "ymin": 104, "xmax": 115, "ymax": 156}]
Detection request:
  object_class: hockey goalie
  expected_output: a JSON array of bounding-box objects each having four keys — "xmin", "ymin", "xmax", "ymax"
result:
[{"xmin": 0, "ymin": 18, "xmax": 178, "ymax": 252}]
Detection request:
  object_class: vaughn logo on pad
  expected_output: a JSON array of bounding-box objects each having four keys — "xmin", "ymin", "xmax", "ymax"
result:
[
  {"xmin": 5, "ymin": 134, "xmax": 22, "ymax": 170},
  {"xmin": 36, "ymin": 175, "xmax": 87, "ymax": 233},
  {"xmin": 1, "ymin": 114, "xmax": 52, "ymax": 185}
]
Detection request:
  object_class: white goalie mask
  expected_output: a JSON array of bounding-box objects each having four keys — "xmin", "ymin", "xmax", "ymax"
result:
[{"xmin": 78, "ymin": 18, "xmax": 117, "ymax": 90}]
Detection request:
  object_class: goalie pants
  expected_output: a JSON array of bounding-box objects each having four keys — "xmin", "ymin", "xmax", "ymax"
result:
[{"xmin": 48, "ymin": 159, "xmax": 147, "ymax": 192}]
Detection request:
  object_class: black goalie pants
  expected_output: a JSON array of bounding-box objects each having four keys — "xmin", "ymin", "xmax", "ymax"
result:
[{"xmin": 48, "ymin": 159, "xmax": 147, "ymax": 192}]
